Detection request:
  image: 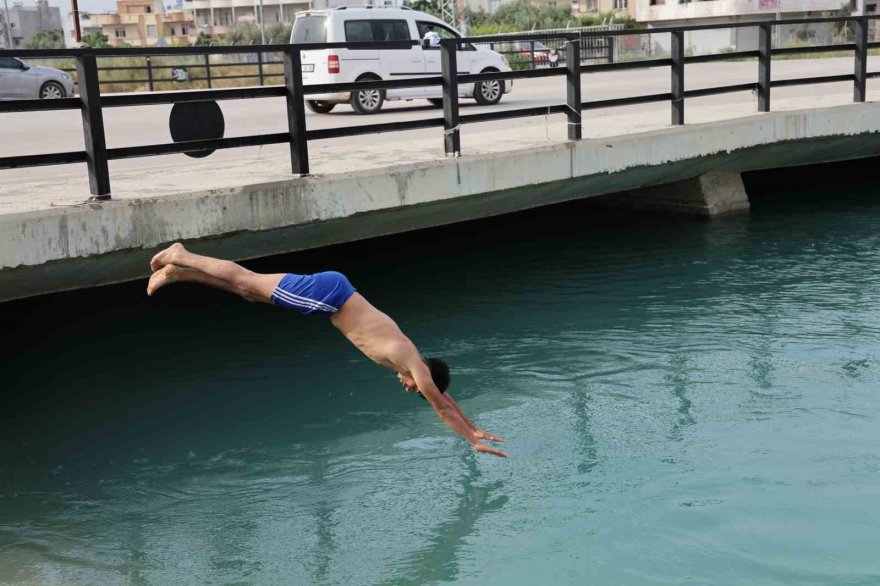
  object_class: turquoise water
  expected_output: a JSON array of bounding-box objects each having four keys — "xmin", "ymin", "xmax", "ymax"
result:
[{"xmin": 2, "ymin": 166, "xmax": 880, "ymax": 585}]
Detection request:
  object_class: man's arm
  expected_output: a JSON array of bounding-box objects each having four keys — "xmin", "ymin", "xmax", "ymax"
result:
[
  {"xmin": 444, "ymin": 392, "xmax": 504, "ymax": 443},
  {"xmin": 411, "ymin": 367, "xmax": 507, "ymax": 458}
]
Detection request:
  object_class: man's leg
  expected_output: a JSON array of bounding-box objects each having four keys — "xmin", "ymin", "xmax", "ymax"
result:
[{"xmin": 149, "ymin": 243, "xmax": 283, "ymax": 303}]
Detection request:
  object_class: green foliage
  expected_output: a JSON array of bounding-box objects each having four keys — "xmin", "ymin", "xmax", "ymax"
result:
[
  {"xmin": 82, "ymin": 31, "xmax": 111, "ymax": 48},
  {"xmin": 406, "ymin": 0, "xmax": 443, "ymax": 19},
  {"xmin": 193, "ymin": 31, "xmax": 214, "ymax": 46},
  {"xmin": 24, "ymin": 29, "xmax": 65, "ymax": 49},
  {"xmin": 265, "ymin": 22, "xmax": 292, "ymax": 44},
  {"xmin": 465, "ymin": 3, "xmax": 639, "ymax": 34}
]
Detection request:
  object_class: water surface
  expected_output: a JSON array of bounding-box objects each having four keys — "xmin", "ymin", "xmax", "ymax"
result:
[{"xmin": 2, "ymin": 166, "xmax": 880, "ymax": 585}]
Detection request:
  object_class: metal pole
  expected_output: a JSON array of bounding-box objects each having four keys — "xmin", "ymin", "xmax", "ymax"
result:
[
  {"xmin": 70, "ymin": 0, "xmax": 82, "ymax": 43},
  {"xmin": 76, "ymin": 54, "xmax": 110, "ymax": 198},
  {"xmin": 671, "ymin": 29, "xmax": 684, "ymax": 125},
  {"xmin": 854, "ymin": 16, "xmax": 868, "ymax": 102},
  {"xmin": 440, "ymin": 39, "xmax": 460, "ymax": 156},
  {"xmin": 146, "ymin": 55, "xmax": 154, "ymax": 91},
  {"xmin": 565, "ymin": 38, "xmax": 582, "ymax": 141},
  {"xmin": 758, "ymin": 23, "xmax": 771, "ymax": 112},
  {"xmin": 258, "ymin": 0, "xmax": 265, "ymax": 45},
  {"xmin": 283, "ymin": 48, "xmax": 308, "ymax": 175},
  {"xmin": 2, "ymin": 0, "xmax": 13, "ymax": 49},
  {"xmin": 204, "ymin": 53, "xmax": 211, "ymax": 88}
]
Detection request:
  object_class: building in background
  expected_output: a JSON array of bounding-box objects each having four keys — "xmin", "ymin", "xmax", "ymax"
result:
[
  {"xmin": 65, "ymin": 0, "xmax": 196, "ymax": 47},
  {"xmin": 571, "ymin": 0, "xmax": 636, "ymax": 19},
  {"xmin": 186, "ymin": 0, "xmax": 309, "ymax": 38},
  {"xmin": 636, "ymin": 0, "xmax": 860, "ymax": 55},
  {"xmin": 0, "ymin": 0, "xmax": 63, "ymax": 48}
]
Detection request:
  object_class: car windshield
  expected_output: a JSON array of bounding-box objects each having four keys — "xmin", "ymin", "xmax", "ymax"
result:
[{"xmin": 291, "ymin": 15, "xmax": 328, "ymax": 43}]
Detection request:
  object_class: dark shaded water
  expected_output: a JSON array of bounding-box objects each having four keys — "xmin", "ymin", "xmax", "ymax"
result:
[{"xmin": 3, "ymin": 164, "xmax": 880, "ymax": 585}]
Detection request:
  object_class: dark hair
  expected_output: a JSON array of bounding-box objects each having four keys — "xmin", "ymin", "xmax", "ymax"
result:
[{"xmin": 425, "ymin": 357, "xmax": 450, "ymax": 393}]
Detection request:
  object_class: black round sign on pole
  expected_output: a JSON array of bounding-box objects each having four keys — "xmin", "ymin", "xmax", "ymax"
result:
[{"xmin": 169, "ymin": 101, "xmax": 225, "ymax": 159}]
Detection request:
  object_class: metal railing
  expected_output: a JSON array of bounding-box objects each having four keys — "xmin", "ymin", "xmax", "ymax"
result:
[{"xmin": 1, "ymin": 15, "xmax": 879, "ymax": 200}]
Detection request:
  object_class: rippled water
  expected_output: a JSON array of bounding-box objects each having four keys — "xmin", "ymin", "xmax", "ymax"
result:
[{"xmin": 3, "ymin": 165, "xmax": 880, "ymax": 585}]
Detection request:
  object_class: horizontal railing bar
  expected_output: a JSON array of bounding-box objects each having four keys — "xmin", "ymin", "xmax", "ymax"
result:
[
  {"xmin": 772, "ymin": 43, "xmax": 855, "ymax": 56},
  {"xmin": 685, "ymin": 50, "xmax": 760, "ymax": 63},
  {"xmin": 305, "ymin": 76, "xmax": 443, "ymax": 94},
  {"xmin": 582, "ymin": 92, "xmax": 673, "ymax": 110},
  {"xmin": 0, "ymin": 97, "xmax": 80, "ymax": 113},
  {"xmin": 866, "ymin": 71, "xmax": 880, "ymax": 78},
  {"xmin": 869, "ymin": 41, "xmax": 880, "ymax": 49},
  {"xmin": 459, "ymin": 104, "xmax": 567, "ymax": 124},
  {"xmin": 0, "ymin": 40, "xmax": 420, "ymax": 58},
  {"xmin": 0, "ymin": 150, "xmax": 87, "ymax": 169},
  {"xmin": 107, "ymin": 133, "xmax": 289, "ymax": 160},
  {"xmin": 771, "ymin": 74, "xmax": 854, "ymax": 87},
  {"xmin": 102, "ymin": 86, "xmax": 285, "ymax": 107},
  {"xmin": 582, "ymin": 58, "xmax": 672, "ymax": 72},
  {"xmin": 462, "ymin": 15, "xmax": 880, "ymax": 41},
  {"xmin": 684, "ymin": 82, "xmax": 758, "ymax": 98},
  {"xmin": 100, "ymin": 79, "xmax": 152, "ymax": 84},
  {"xmin": 459, "ymin": 68, "xmax": 566, "ymax": 83},
  {"xmin": 307, "ymin": 117, "xmax": 444, "ymax": 140}
]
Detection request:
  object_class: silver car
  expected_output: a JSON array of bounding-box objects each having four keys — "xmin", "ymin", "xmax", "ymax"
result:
[{"xmin": 0, "ymin": 56, "xmax": 75, "ymax": 99}]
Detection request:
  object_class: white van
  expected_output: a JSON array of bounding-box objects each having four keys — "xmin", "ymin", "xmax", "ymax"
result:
[{"xmin": 290, "ymin": 7, "xmax": 513, "ymax": 114}]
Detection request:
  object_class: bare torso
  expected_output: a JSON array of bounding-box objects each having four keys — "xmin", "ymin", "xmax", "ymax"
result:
[{"xmin": 330, "ymin": 292, "xmax": 421, "ymax": 375}]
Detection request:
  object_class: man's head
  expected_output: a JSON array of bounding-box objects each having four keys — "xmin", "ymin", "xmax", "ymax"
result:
[{"xmin": 397, "ymin": 357, "xmax": 451, "ymax": 396}]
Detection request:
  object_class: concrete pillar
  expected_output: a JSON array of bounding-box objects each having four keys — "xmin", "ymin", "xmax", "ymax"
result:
[{"xmin": 600, "ymin": 170, "xmax": 750, "ymax": 218}]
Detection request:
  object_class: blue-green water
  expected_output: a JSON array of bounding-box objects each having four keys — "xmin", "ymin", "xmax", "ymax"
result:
[{"xmin": 3, "ymin": 168, "xmax": 880, "ymax": 585}]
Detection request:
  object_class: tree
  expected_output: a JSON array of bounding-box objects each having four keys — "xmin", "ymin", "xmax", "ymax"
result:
[
  {"xmin": 24, "ymin": 29, "xmax": 65, "ymax": 49},
  {"xmin": 82, "ymin": 31, "xmax": 110, "ymax": 48},
  {"xmin": 193, "ymin": 31, "xmax": 214, "ymax": 46},
  {"xmin": 265, "ymin": 22, "xmax": 292, "ymax": 44},
  {"xmin": 222, "ymin": 22, "xmax": 260, "ymax": 45},
  {"xmin": 406, "ymin": 0, "xmax": 442, "ymax": 19}
]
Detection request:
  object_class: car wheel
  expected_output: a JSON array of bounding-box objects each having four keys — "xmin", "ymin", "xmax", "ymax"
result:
[
  {"xmin": 40, "ymin": 81, "xmax": 65, "ymax": 99},
  {"xmin": 350, "ymin": 75, "xmax": 384, "ymax": 115},
  {"xmin": 306, "ymin": 100, "xmax": 336, "ymax": 114},
  {"xmin": 427, "ymin": 98, "xmax": 444, "ymax": 108},
  {"xmin": 473, "ymin": 71, "xmax": 503, "ymax": 106}
]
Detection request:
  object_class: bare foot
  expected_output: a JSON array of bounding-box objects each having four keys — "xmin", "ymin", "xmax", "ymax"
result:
[
  {"xmin": 150, "ymin": 242, "xmax": 185, "ymax": 272},
  {"xmin": 147, "ymin": 264, "xmax": 181, "ymax": 296}
]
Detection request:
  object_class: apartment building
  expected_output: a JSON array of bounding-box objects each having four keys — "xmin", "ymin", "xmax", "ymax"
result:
[
  {"xmin": 0, "ymin": 0, "xmax": 63, "ymax": 49},
  {"xmin": 186, "ymin": 0, "xmax": 309, "ymax": 37},
  {"xmin": 66, "ymin": 0, "xmax": 195, "ymax": 47}
]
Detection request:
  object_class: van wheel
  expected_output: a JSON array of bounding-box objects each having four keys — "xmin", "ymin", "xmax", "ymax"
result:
[
  {"xmin": 474, "ymin": 69, "xmax": 503, "ymax": 106},
  {"xmin": 306, "ymin": 100, "xmax": 336, "ymax": 114},
  {"xmin": 427, "ymin": 98, "xmax": 444, "ymax": 108},
  {"xmin": 351, "ymin": 75, "xmax": 384, "ymax": 114}
]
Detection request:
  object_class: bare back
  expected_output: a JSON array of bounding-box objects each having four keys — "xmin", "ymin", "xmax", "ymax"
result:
[{"xmin": 330, "ymin": 292, "xmax": 421, "ymax": 374}]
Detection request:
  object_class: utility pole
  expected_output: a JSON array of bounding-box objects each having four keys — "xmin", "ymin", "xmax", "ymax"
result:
[
  {"xmin": 257, "ymin": 0, "xmax": 265, "ymax": 45},
  {"xmin": 2, "ymin": 0, "xmax": 13, "ymax": 49},
  {"xmin": 71, "ymin": 0, "xmax": 82, "ymax": 43}
]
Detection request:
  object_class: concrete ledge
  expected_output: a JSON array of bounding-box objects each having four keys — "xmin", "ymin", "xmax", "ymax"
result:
[{"xmin": 4, "ymin": 102, "xmax": 880, "ymax": 302}]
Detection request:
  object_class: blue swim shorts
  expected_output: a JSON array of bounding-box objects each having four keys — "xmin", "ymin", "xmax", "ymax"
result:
[{"xmin": 270, "ymin": 271, "xmax": 356, "ymax": 316}]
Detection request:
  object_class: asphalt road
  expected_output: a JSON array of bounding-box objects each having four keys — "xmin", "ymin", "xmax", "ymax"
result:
[{"xmin": 1, "ymin": 56, "xmax": 876, "ymax": 183}]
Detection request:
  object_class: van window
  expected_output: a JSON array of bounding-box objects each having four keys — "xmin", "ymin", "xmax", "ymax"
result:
[
  {"xmin": 416, "ymin": 21, "xmax": 459, "ymax": 43},
  {"xmin": 292, "ymin": 15, "xmax": 328, "ymax": 43},
  {"xmin": 344, "ymin": 19, "xmax": 411, "ymax": 45}
]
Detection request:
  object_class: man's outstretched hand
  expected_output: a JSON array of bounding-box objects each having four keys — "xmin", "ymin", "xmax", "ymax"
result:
[
  {"xmin": 474, "ymin": 442, "xmax": 508, "ymax": 458},
  {"xmin": 475, "ymin": 429, "xmax": 504, "ymax": 443}
]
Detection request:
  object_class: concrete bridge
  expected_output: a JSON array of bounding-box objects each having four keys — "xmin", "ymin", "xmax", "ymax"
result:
[{"xmin": 3, "ymin": 89, "xmax": 880, "ymax": 303}]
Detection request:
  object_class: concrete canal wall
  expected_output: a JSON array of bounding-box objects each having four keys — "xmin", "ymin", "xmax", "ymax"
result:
[{"xmin": 3, "ymin": 101, "xmax": 880, "ymax": 302}]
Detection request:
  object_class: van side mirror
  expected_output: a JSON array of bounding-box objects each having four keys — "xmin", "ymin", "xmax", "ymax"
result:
[{"xmin": 421, "ymin": 38, "xmax": 430, "ymax": 49}]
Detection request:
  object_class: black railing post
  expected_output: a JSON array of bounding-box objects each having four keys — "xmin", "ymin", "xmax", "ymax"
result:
[
  {"xmin": 257, "ymin": 51, "xmax": 265, "ymax": 86},
  {"xmin": 566, "ymin": 37, "xmax": 582, "ymax": 141},
  {"xmin": 283, "ymin": 47, "xmax": 309, "ymax": 175},
  {"xmin": 758, "ymin": 23, "xmax": 771, "ymax": 112},
  {"xmin": 75, "ymin": 54, "xmax": 110, "ymax": 199},
  {"xmin": 854, "ymin": 16, "xmax": 868, "ymax": 102},
  {"xmin": 671, "ymin": 30, "xmax": 685, "ymax": 125},
  {"xmin": 440, "ymin": 39, "xmax": 460, "ymax": 156},
  {"xmin": 204, "ymin": 53, "xmax": 212, "ymax": 88},
  {"xmin": 606, "ymin": 35, "xmax": 614, "ymax": 64},
  {"xmin": 146, "ymin": 55, "xmax": 154, "ymax": 92},
  {"xmin": 530, "ymin": 40, "xmax": 536, "ymax": 70}
]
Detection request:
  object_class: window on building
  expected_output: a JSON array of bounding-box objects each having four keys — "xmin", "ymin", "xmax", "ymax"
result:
[
  {"xmin": 181, "ymin": 25, "xmax": 188, "ymax": 34},
  {"xmin": 170, "ymin": 26, "xmax": 176, "ymax": 35},
  {"xmin": 586, "ymin": 0, "xmax": 598, "ymax": 10},
  {"xmin": 115, "ymin": 27, "xmax": 126, "ymax": 38},
  {"xmin": 147, "ymin": 24, "xmax": 156, "ymax": 36},
  {"xmin": 145, "ymin": 5, "xmax": 151, "ymax": 12},
  {"xmin": 614, "ymin": 0, "xmax": 627, "ymax": 8}
]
